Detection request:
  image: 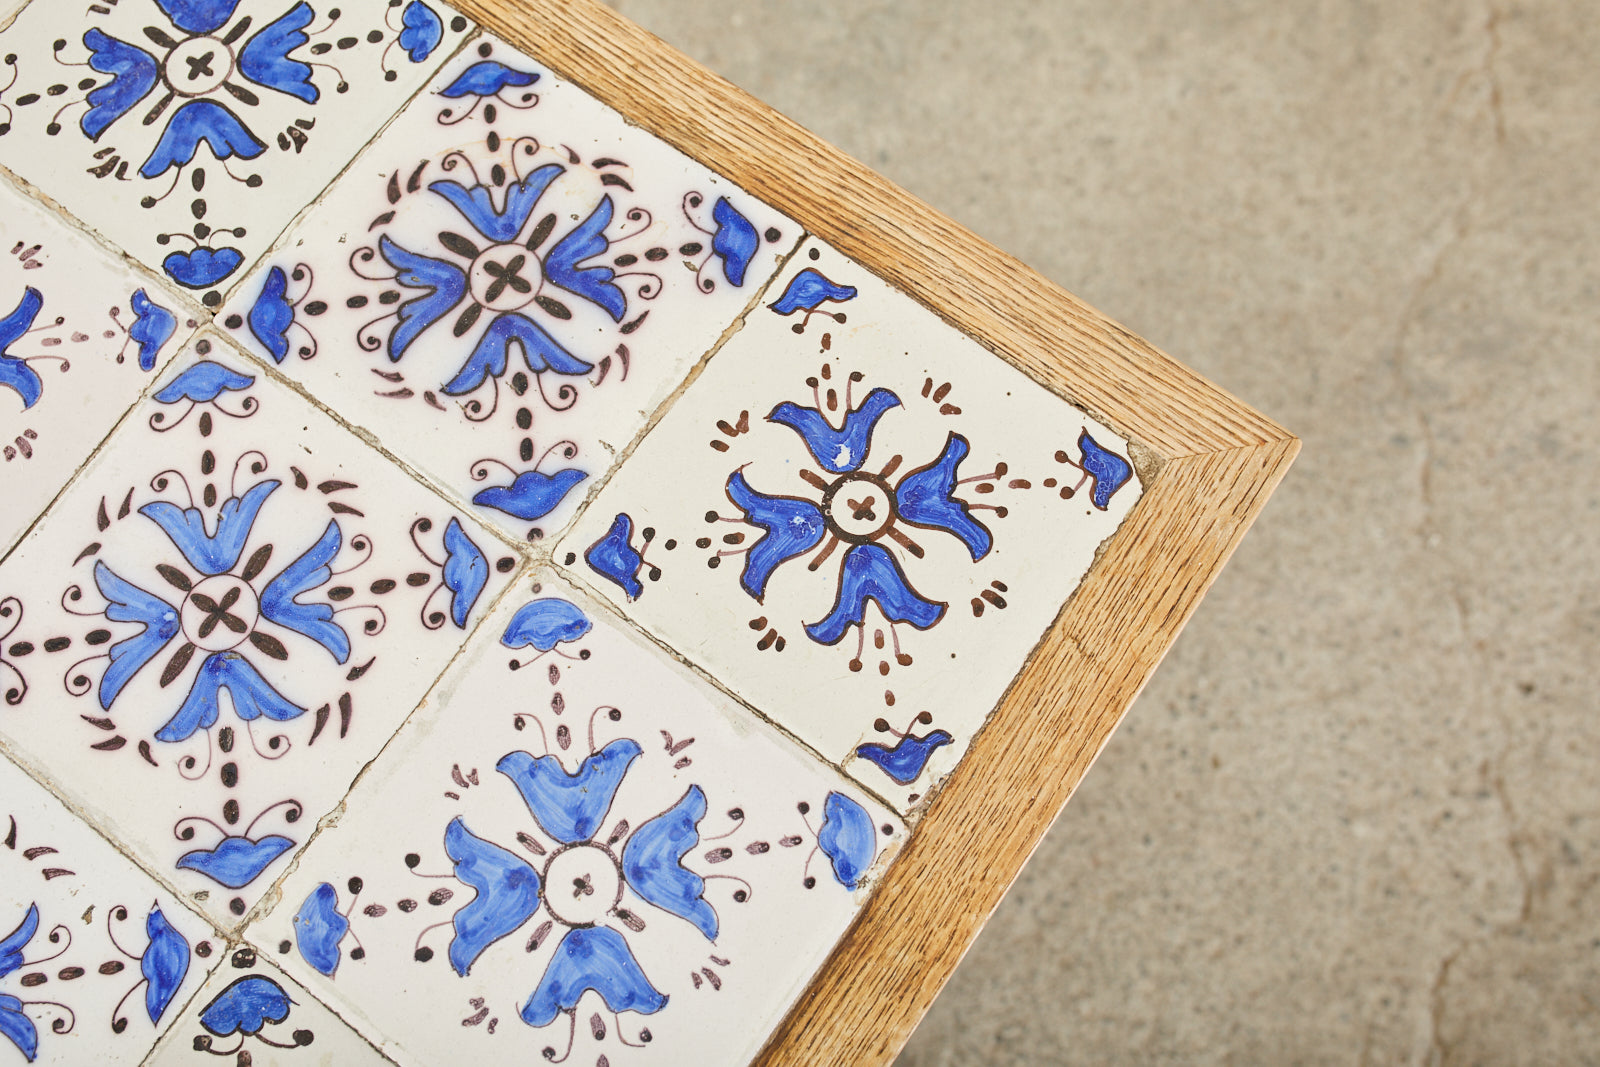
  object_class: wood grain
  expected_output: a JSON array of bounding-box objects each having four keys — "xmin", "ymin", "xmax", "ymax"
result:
[{"xmin": 450, "ymin": 1, "xmax": 1300, "ymax": 1062}]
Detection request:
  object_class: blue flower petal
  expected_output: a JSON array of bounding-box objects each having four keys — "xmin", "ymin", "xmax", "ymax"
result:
[
  {"xmin": 140, "ymin": 100, "xmax": 265, "ymax": 180},
  {"xmin": 725, "ymin": 470, "xmax": 825, "ymax": 602},
  {"xmin": 473, "ymin": 468, "xmax": 587, "ymax": 522},
  {"xmin": 583, "ymin": 513, "xmax": 644, "ymax": 601},
  {"xmin": 444, "ymin": 817, "xmax": 541, "ymax": 978},
  {"xmin": 292, "ymin": 882, "xmax": 348, "ymax": 977},
  {"xmin": 500, "ymin": 598, "xmax": 591, "ymax": 652},
  {"xmin": 140, "ymin": 478, "xmax": 279, "ymax": 576},
  {"xmin": 175, "ymin": 834, "xmax": 295, "ymax": 888},
  {"xmin": 0, "ymin": 905, "xmax": 38, "ymax": 979},
  {"xmin": 0, "ymin": 287, "xmax": 44, "ymax": 410},
  {"xmin": 545, "ymin": 196, "xmax": 626, "ymax": 322},
  {"xmin": 260, "ymin": 520, "xmax": 349, "ymax": 661},
  {"xmin": 155, "ymin": 651, "xmax": 306, "ymax": 743},
  {"xmin": 441, "ymin": 311, "xmax": 591, "ymax": 396},
  {"xmin": 379, "ymin": 236, "xmax": 467, "ymax": 361},
  {"xmin": 80, "ymin": 29, "xmax": 157, "ymax": 141},
  {"xmin": 854, "ymin": 730, "xmax": 954, "ymax": 785},
  {"xmin": 152, "ymin": 0, "xmax": 243, "ymax": 35},
  {"xmin": 894, "ymin": 432, "xmax": 993, "ymax": 561},
  {"xmin": 93, "ymin": 561, "xmax": 179, "ymax": 711},
  {"xmin": 0, "ymin": 995, "xmax": 37, "ymax": 1063},
  {"xmin": 245, "ymin": 266, "xmax": 293, "ymax": 363},
  {"xmin": 399, "ymin": 1, "xmax": 444, "ymax": 62},
  {"xmin": 441, "ymin": 517, "xmax": 488, "ymax": 628},
  {"xmin": 521, "ymin": 927, "xmax": 666, "ymax": 1028},
  {"xmin": 430, "ymin": 164, "xmax": 562, "ymax": 245},
  {"xmin": 198, "ymin": 975, "xmax": 293, "ymax": 1037},
  {"xmin": 805, "ymin": 543, "xmax": 946, "ymax": 645},
  {"xmin": 621, "ymin": 785, "xmax": 718, "ymax": 941},
  {"xmin": 1077, "ymin": 430, "xmax": 1134, "ymax": 510},
  {"xmin": 439, "ymin": 60, "xmax": 538, "ymax": 99},
  {"xmin": 153, "ymin": 360, "xmax": 254, "ymax": 404},
  {"xmin": 817, "ymin": 792, "xmax": 876, "ymax": 889},
  {"xmin": 710, "ymin": 197, "xmax": 758, "ymax": 287},
  {"xmin": 238, "ymin": 1, "xmax": 317, "ymax": 104},
  {"xmin": 498, "ymin": 738, "xmax": 642, "ymax": 846},
  {"xmin": 141, "ymin": 904, "xmax": 190, "ymax": 1023},
  {"xmin": 767, "ymin": 387, "xmax": 901, "ymax": 473},
  {"xmin": 162, "ymin": 247, "xmax": 246, "ymax": 289},
  {"xmin": 769, "ymin": 268, "xmax": 857, "ymax": 316},
  {"xmin": 128, "ymin": 289, "xmax": 177, "ymax": 372}
]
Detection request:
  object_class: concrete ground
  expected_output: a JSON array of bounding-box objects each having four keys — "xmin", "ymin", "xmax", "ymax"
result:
[{"xmin": 606, "ymin": 2, "xmax": 1599, "ymax": 1063}]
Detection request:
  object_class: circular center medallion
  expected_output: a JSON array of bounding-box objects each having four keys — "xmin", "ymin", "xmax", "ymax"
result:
[
  {"xmin": 468, "ymin": 244, "xmax": 544, "ymax": 312},
  {"xmin": 179, "ymin": 576, "xmax": 259, "ymax": 652},
  {"xmin": 541, "ymin": 843, "xmax": 623, "ymax": 928},
  {"xmin": 822, "ymin": 471, "xmax": 897, "ymax": 543},
  {"xmin": 163, "ymin": 37, "xmax": 235, "ymax": 98}
]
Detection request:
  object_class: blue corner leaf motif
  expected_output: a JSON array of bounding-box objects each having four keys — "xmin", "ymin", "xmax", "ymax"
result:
[
  {"xmin": 198, "ymin": 976, "xmax": 293, "ymax": 1037},
  {"xmin": 473, "ymin": 468, "xmax": 588, "ymax": 522},
  {"xmin": 238, "ymin": 1, "xmax": 318, "ymax": 105},
  {"xmin": 0, "ymin": 288, "xmax": 44, "ymax": 411},
  {"xmin": 545, "ymin": 195, "xmax": 626, "ymax": 322},
  {"xmin": 725, "ymin": 470, "xmax": 825, "ymax": 602},
  {"xmin": 1074, "ymin": 430, "xmax": 1134, "ymax": 510},
  {"xmin": 498, "ymin": 740, "xmax": 642, "ymax": 846},
  {"xmin": 584, "ymin": 513, "xmax": 645, "ymax": 601},
  {"xmin": 521, "ymin": 927, "xmax": 667, "ymax": 1028},
  {"xmin": 93, "ymin": 561, "xmax": 180, "ymax": 711},
  {"xmin": 247, "ymin": 266, "xmax": 294, "ymax": 363},
  {"xmin": 621, "ymin": 786, "xmax": 718, "ymax": 941},
  {"xmin": 817, "ymin": 792, "xmax": 876, "ymax": 889},
  {"xmin": 156, "ymin": 651, "xmax": 306, "ymax": 743},
  {"xmin": 894, "ymin": 432, "xmax": 993, "ymax": 561},
  {"xmin": 128, "ymin": 289, "xmax": 177, "ymax": 372},
  {"xmin": 292, "ymin": 882, "xmax": 350, "ymax": 977},
  {"xmin": 80, "ymin": 29, "xmax": 158, "ymax": 141},
  {"xmin": 441, "ymin": 517, "xmax": 489, "ymax": 628},
  {"xmin": 175, "ymin": 833, "xmax": 296, "ymax": 888},
  {"xmin": 855, "ymin": 730, "xmax": 954, "ymax": 785},
  {"xmin": 806, "ymin": 543, "xmax": 946, "ymax": 645},
  {"xmin": 260, "ymin": 519, "xmax": 349, "ymax": 661},
  {"xmin": 768, "ymin": 388, "xmax": 901, "ymax": 473},
  {"xmin": 399, "ymin": 1, "xmax": 445, "ymax": 62},
  {"xmin": 501, "ymin": 598, "xmax": 591, "ymax": 652},
  {"xmin": 162, "ymin": 246, "xmax": 246, "ymax": 290},
  {"xmin": 140, "ymin": 100, "xmax": 266, "ymax": 180},
  {"xmin": 153, "ymin": 361, "xmax": 255, "ymax": 404},
  {"xmin": 770, "ymin": 268, "xmax": 857, "ymax": 316},
  {"xmin": 445, "ymin": 817, "xmax": 541, "ymax": 978},
  {"xmin": 440, "ymin": 61, "xmax": 539, "ymax": 99},
  {"xmin": 140, "ymin": 479, "xmax": 280, "ymax": 576},
  {"xmin": 141, "ymin": 905, "xmax": 190, "ymax": 1024},
  {"xmin": 709, "ymin": 197, "xmax": 758, "ymax": 287}
]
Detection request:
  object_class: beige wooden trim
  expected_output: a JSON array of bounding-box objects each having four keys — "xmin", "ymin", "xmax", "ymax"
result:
[{"xmin": 452, "ymin": 1, "xmax": 1300, "ymax": 1062}]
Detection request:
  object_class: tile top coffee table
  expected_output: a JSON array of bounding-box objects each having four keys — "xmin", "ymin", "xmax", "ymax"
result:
[{"xmin": 0, "ymin": 1, "xmax": 1296, "ymax": 1064}]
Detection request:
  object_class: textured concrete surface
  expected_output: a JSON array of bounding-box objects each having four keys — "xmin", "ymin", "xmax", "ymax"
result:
[{"xmin": 605, "ymin": 2, "xmax": 1599, "ymax": 1062}]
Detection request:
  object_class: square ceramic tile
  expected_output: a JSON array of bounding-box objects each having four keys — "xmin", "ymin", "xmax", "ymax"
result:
[
  {"xmin": 558, "ymin": 240, "xmax": 1146, "ymax": 812},
  {"xmin": 0, "ymin": 175, "xmax": 196, "ymax": 559},
  {"xmin": 251, "ymin": 568, "xmax": 904, "ymax": 1067},
  {"xmin": 0, "ymin": 753, "xmax": 218, "ymax": 1065},
  {"xmin": 0, "ymin": 334, "xmax": 518, "ymax": 931},
  {"xmin": 218, "ymin": 33, "xmax": 798, "ymax": 546},
  {"xmin": 0, "ymin": 0, "xmax": 473, "ymax": 307},
  {"xmin": 145, "ymin": 948, "xmax": 394, "ymax": 1066}
]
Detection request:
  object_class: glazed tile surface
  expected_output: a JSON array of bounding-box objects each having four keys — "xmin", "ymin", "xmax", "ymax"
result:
[
  {"xmin": 255, "ymin": 570, "xmax": 903, "ymax": 1067},
  {"xmin": 0, "ymin": 335, "xmax": 517, "ymax": 931},
  {"xmin": 0, "ymin": 754, "xmax": 218, "ymax": 1065},
  {"xmin": 0, "ymin": 2, "xmax": 1150, "ymax": 1062},
  {"xmin": 0, "ymin": 0, "xmax": 472, "ymax": 308},
  {"xmin": 0, "ymin": 175, "xmax": 195, "ymax": 558},
  {"xmin": 219, "ymin": 33, "xmax": 797, "ymax": 546},
  {"xmin": 560, "ymin": 241, "xmax": 1144, "ymax": 812}
]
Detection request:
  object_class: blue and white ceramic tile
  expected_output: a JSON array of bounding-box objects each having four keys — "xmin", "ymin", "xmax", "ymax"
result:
[
  {"xmin": 0, "ymin": 174, "xmax": 195, "ymax": 560},
  {"xmin": 145, "ymin": 947, "xmax": 394, "ymax": 1066},
  {"xmin": 0, "ymin": 0, "xmax": 472, "ymax": 309},
  {"xmin": 218, "ymin": 34, "xmax": 798, "ymax": 547},
  {"xmin": 0, "ymin": 333, "xmax": 518, "ymax": 931},
  {"xmin": 252, "ymin": 569, "xmax": 904, "ymax": 1067},
  {"xmin": 0, "ymin": 753, "xmax": 219, "ymax": 1065},
  {"xmin": 558, "ymin": 240, "xmax": 1145, "ymax": 813}
]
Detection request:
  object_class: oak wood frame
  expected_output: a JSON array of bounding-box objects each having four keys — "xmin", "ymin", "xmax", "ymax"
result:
[{"xmin": 450, "ymin": 1, "xmax": 1300, "ymax": 1062}]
